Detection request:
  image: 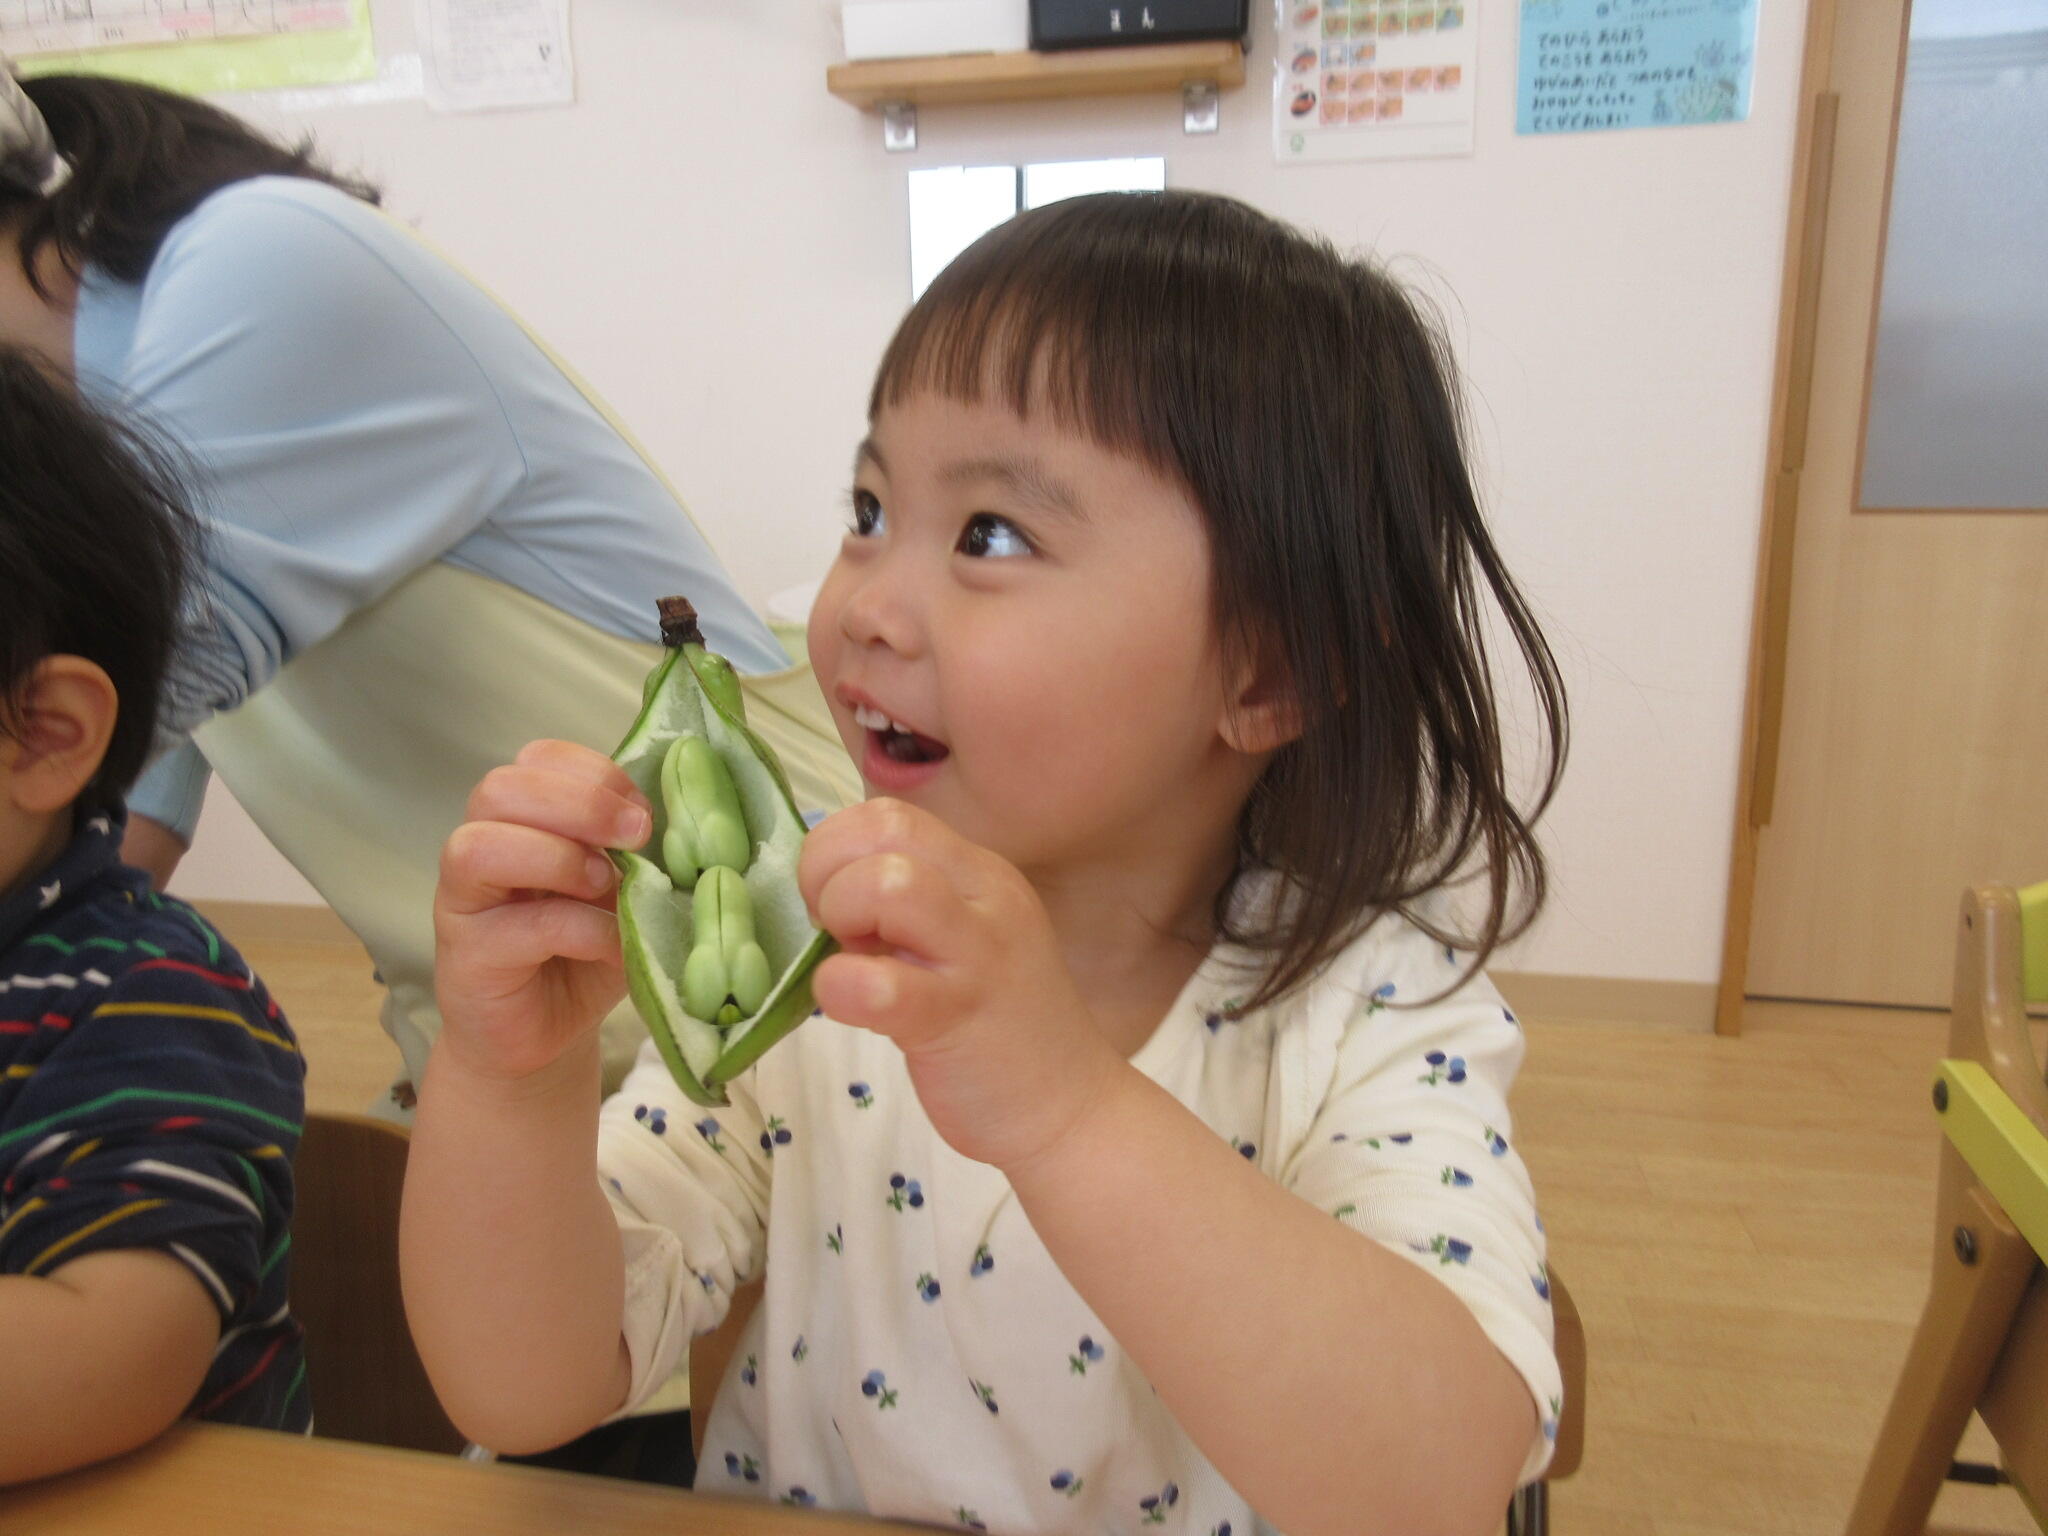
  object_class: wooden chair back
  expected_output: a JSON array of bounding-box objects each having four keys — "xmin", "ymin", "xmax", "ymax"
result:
[
  {"xmin": 288, "ymin": 1110, "xmax": 464, "ymax": 1455},
  {"xmin": 1549, "ymin": 1268, "xmax": 1587, "ymax": 1481},
  {"xmin": 690, "ymin": 1277, "xmax": 763, "ymax": 1463},
  {"xmin": 1846, "ymin": 884, "xmax": 2048, "ymax": 1534}
]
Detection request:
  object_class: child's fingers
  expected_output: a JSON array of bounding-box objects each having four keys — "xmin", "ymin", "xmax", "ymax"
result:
[
  {"xmin": 811, "ymin": 851, "xmax": 977, "ymax": 968},
  {"xmin": 439, "ymin": 820, "xmax": 619, "ymax": 920},
  {"xmin": 811, "ymin": 950, "xmax": 964, "ymax": 1050},
  {"xmin": 446, "ymin": 897, "xmax": 624, "ymax": 982},
  {"xmin": 512, "ymin": 738, "xmax": 647, "ymax": 802},
  {"xmin": 798, "ymin": 798, "xmax": 986, "ymax": 916},
  {"xmin": 466, "ymin": 761, "xmax": 652, "ymax": 854}
]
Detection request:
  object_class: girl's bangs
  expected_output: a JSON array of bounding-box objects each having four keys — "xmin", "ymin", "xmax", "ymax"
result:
[{"xmin": 867, "ymin": 215, "xmax": 1184, "ymax": 484}]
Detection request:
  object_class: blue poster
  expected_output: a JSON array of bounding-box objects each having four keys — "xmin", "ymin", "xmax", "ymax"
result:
[{"xmin": 1516, "ymin": 0, "xmax": 1757, "ymax": 134}]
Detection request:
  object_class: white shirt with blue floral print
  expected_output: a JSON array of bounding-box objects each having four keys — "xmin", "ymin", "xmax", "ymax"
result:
[{"xmin": 595, "ymin": 893, "xmax": 1559, "ymax": 1534}]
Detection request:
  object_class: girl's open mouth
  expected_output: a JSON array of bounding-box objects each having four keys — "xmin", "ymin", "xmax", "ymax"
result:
[{"xmin": 852, "ymin": 703, "xmax": 950, "ymax": 765}]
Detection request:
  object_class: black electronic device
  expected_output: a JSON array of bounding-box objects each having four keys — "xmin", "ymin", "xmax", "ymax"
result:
[{"xmin": 1028, "ymin": 0, "xmax": 1249, "ymax": 49}]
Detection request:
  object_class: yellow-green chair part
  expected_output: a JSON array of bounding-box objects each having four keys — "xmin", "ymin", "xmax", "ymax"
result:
[{"xmin": 1847, "ymin": 882, "xmax": 2048, "ymax": 1534}]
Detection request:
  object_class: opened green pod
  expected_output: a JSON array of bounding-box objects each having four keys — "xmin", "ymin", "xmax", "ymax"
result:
[{"xmin": 610, "ymin": 596, "xmax": 837, "ymax": 1106}]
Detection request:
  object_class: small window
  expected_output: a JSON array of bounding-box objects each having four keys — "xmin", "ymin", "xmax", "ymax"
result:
[
  {"xmin": 1859, "ymin": 0, "xmax": 2048, "ymax": 510},
  {"xmin": 907, "ymin": 157, "xmax": 1167, "ymax": 299},
  {"xmin": 1023, "ymin": 156, "xmax": 1167, "ymax": 209}
]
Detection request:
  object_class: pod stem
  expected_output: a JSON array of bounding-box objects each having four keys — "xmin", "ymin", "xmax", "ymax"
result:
[{"xmin": 657, "ymin": 595, "xmax": 705, "ymax": 649}]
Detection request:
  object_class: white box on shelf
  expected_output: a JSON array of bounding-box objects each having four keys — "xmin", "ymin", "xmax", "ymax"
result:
[{"xmin": 841, "ymin": 0, "xmax": 1030, "ymax": 60}]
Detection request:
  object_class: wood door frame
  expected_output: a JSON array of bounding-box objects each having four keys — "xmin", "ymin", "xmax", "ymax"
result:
[{"xmin": 1713, "ymin": 0, "xmax": 1843, "ymax": 1035}]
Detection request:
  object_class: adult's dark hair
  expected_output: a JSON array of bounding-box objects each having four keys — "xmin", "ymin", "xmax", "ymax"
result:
[
  {"xmin": 872, "ymin": 190, "xmax": 1569, "ymax": 1009},
  {"xmin": 1, "ymin": 73, "xmax": 378, "ymax": 292},
  {"xmin": 0, "ymin": 346, "xmax": 198, "ymax": 805}
]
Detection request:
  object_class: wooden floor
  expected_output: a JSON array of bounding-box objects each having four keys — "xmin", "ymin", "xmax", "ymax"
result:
[{"xmin": 239, "ymin": 930, "xmax": 2042, "ymax": 1536}]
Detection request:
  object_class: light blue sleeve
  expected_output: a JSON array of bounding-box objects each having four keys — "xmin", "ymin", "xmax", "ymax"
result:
[
  {"xmin": 116, "ymin": 185, "xmax": 529, "ymax": 736},
  {"xmin": 127, "ymin": 740, "xmax": 213, "ymax": 844}
]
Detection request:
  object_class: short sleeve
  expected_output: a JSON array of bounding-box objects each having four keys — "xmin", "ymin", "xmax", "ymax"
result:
[
  {"xmin": 1284, "ymin": 936, "xmax": 1562, "ymax": 1484},
  {"xmin": 595, "ymin": 1040, "xmax": 775, "ymax": 1415},
  {"xmin": 128, "ymin": 740, "xmax": 213, "ymax": 844},
  {"xmin": 117, "ymin": 183, "xmax": 528, "ymax": 731},
  {"xmin": 0, "ymin": 952, "xmax": 303, "ymax": 1320}
]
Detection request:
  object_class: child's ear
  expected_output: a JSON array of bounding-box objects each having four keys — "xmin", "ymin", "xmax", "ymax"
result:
[
  {"xmin": 1219, "ymin": 637, "xmax": 1304, "ymax": 757},
  {"xmin": 2, "ymin": 657, "xmax": 119, "ymax": 815}
]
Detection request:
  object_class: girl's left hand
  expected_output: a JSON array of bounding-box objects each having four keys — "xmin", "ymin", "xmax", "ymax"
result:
[{"xmin": 798, "ymin": 797, "xmax": 1126, "ymax": 1171}]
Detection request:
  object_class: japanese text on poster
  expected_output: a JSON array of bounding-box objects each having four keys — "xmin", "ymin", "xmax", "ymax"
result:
[
  {"xmin": 1516, "ymin": 0, "xmax": 1756, "ymax": 134},
  {"xmin": 418, "ymin": 0, "xmax": 573, "ymax": 112}
]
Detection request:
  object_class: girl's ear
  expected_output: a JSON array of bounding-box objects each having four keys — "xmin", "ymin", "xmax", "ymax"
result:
[
  {"xmin": 1219, "ymin": 636, "xmax": 1304, "ymax": 757},
  {"xmin": 2, "ymin": 656, "xmax": 119, "ymax": 814}
]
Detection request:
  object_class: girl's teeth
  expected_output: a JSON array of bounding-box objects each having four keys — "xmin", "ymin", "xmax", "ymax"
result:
[{"xmin": 853, "ymin": 704, "xmax": 914, "ymax": 735}]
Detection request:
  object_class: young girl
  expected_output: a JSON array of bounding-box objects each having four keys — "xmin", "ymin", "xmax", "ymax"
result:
[{"xmin": 401, "ymin": 190, "xmax": 1568, "ymax": 1536}]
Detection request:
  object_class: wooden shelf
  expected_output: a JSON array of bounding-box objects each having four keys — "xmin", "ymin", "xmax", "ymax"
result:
[{"xmin": 826, "ymin": 40, "xmax": 1245, "ymax": 110}]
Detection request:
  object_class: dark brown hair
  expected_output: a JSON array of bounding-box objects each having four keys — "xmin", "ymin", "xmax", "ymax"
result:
[
  {"xmin": 1, "ymin": 73, "xmax": 378, "ymax": 293},
  {"xmin": 872, "ymin": 190, "xmax": 1568, "ymax": 1008},
  {"xmin": 0, "ymin": 346, "xmax": 198, "ymax": 806}
]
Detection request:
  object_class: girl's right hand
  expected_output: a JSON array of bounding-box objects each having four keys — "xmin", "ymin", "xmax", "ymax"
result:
[{"xmin": 432, "ymin": 739, "xmax": 653, "ymax": 1084}]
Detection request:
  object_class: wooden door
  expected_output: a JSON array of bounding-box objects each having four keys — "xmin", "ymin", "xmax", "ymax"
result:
[{"xmin": 1729, "ymin": 0, "xmax": 2048, "ymax": 1016}]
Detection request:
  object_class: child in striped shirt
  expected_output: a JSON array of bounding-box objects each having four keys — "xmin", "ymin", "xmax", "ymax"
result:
[{"xmin": 0, "ymin": 348, "xmax": 309, "ymax": 1483}]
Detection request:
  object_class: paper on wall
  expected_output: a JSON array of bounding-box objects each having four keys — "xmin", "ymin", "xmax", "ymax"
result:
[
  {"xmin": 7, "ymin": 0, "xmax": 374, "ymax": 95},
  {"xmin": 418, "ymin": 0, "xmax": 573, "ymax": 112},
  {"xmin": 1514, "ymin": 0, "xmax": 1756, "ymax": 134},
  {"xmin": 1273, "ymin": 0, "xmax": 1479, "ymax": 163},
  {"xmin": 2, "ymin": 0, "xmax": 352, "ymax": 56}
]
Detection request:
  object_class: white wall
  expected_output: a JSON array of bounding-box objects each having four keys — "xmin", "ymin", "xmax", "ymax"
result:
[{"xmin": 170, "ymin": 0, "xmax": 1808, "ymax": 986}]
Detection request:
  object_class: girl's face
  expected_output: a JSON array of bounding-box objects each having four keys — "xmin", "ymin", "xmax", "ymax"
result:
[{"xmin": 809, "ymin": 391, "xmax": 1261, "ymax": 885}]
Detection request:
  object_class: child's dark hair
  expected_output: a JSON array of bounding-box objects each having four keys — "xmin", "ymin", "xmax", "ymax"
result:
[
  {"xmin": 873, "ymin": 190, "xmax": 1568, "ymax": 1008},
  {"xmin": 1, "ymin": 73, "xmax": 379, "ymax": 295},
  {"xmin": 0, "ymin": 348, "xmax": 198, "ymax": 806}
]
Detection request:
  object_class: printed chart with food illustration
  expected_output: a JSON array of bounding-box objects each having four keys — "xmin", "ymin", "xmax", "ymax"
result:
[{"xmin": 1274, "ymin": 0, "xmax": 1478, "ymax": 162}]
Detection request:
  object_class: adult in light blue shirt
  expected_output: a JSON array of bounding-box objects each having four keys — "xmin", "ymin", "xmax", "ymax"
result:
[
  {"xmin": 27, "ymin": 91, "xmax": 788, "ymax": 846},
  {"xmin": 0, "ymin": 69, "xmax": 855, "ymax": 1099},
  {"xmin": 84, "ymin": 163, "xmax": 791, "ymax": 846}
]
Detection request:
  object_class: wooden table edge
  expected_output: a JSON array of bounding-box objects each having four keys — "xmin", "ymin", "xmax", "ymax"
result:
[{"xmin": 0, "ymin": 1422, "xmax": 938, "ymax": 1535}]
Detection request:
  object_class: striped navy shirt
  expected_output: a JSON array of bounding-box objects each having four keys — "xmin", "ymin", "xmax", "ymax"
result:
[{"xmin": 0, "ymin": 805, "xmax": 309, "ymax": 1432}]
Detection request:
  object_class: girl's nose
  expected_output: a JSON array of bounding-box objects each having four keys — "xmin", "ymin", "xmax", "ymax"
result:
[{"xmin": 834, "ymin": 556, "xmax": 923, "ymax": 657}]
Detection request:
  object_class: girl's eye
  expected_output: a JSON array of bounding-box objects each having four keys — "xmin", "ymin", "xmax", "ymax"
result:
[
  {"xmin": 847, "ymin": 488, "xmax": 886, "ymax": 538},
  {"xmin": 956, "ymin": 513, "xmax": 1032, "ymax": 560}
]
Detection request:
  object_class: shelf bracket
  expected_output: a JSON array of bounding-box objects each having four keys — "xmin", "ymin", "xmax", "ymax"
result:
[
  {"xmin": 1182, "ymin": 79, "xmax": 1219, "ymax": 134},
  {"xmin": 882, "ymin": 100, "xmax": 918, "ymax": 153}
]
